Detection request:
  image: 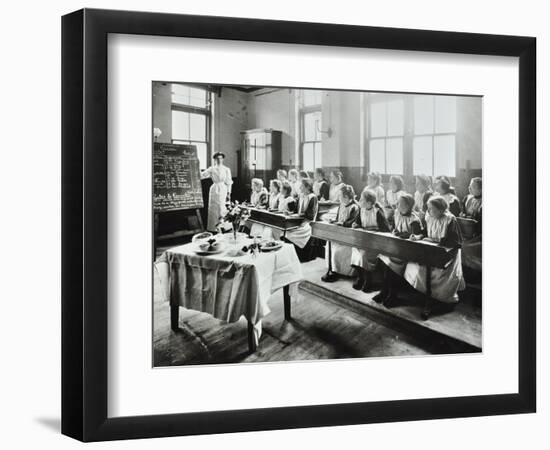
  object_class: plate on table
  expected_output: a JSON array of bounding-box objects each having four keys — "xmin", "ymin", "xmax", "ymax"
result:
[
  {"xmin": 194, "ymin": 241, "xmax": 225, "ymax": 255},
  {"xmin": 260, "ymin": 240, "xmax": 283, "ymax": 252}
]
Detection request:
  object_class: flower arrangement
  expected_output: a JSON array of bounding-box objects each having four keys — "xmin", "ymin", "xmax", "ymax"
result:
[{"xmin": 217, "ymin": 201, "xmax": 251, "ymax": 240}]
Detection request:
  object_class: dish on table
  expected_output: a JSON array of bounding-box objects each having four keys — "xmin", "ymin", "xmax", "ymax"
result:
[
  {"xmin": 259, "ymin": 240, "xmax": 283, "ymax": 252},
  {"xmin": 192, "ymin": 231, "xmax": 213, "ymax": 243},
  {"xmin": 194, "ymin": 239, "xmax": 225, "ymax": 255}
]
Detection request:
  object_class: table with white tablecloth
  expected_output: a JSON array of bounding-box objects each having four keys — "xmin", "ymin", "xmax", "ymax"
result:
[{"xmin": 155, "ymin": 238, "xmax": 304, "ymax": 352}]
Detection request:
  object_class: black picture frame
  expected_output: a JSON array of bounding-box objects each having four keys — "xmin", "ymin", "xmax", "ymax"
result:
[{"xmin": 61, "ymin": 8, "xmax": 536, "ymax": 442}]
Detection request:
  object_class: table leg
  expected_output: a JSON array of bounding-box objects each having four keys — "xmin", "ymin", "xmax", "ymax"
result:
[
  {"xmin": 283, "ymin": 285, "xmax": 291, "ymax": 320},
  {"xmin": 422, "ymin": 266, "xmax": 433, "ymax": 320},
  {"xmin": 247, "ymin": 320, "xmax": 257, "ymax": 353},
  {"xmin": 170, "ymin": 304, "xmax": 179, "ymax": 331}
]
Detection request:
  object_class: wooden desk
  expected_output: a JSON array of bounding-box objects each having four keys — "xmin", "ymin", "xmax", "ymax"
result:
[
  {"xmin": 311, "ymin": 221, "xmax": 458, "ymax": 318},
  {"xmin": 318, "ymin": 201, "xmax": 339, "ymax": 216},
  {"xmin": 245, "ymin": 207, "xmax": 303, "ymax": 235}
]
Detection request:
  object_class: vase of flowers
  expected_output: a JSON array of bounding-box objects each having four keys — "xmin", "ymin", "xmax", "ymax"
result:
[{"xmin": 217, "ymin": 201, "xmax": 250, "ymax": 243}]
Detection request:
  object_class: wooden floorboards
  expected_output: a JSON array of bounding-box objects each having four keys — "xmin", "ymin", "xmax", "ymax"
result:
[{"xmin": 152, "ymin": 264, "xmax": 479, "ymax": 367}]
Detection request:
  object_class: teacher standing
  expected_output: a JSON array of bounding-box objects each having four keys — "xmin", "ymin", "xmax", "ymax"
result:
[{"xmin": 201, "ymin": 152, "xmax": 233, "ymax": 232}]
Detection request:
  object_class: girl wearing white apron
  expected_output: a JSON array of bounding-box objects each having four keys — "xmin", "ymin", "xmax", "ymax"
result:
[
  {"xmin": 200, "ymin": 152, "xmax": 233, "ymax": 232},
  {"xmin": 250, "ymin": 180, "xmax": 283, "ymax": 239},
  {"xmin": 404, "ymin": 196, "xmax": 466, "ymax": 318},
  {"xmin": 385, "ymin": 175, "xmax": 406, "ymax": 223},
  {"xmin": 284, "ymin": 179, "xmax": 318, "ymax": 261},
  {"xmin": 313, "ymin": 168, "xmax": 330, "ymax": 200},
  {"xmin": 413, "ymin": 174, "xmax": 433, "ymax": 222},
  {"xmin": 366, "ymin": 172, "xmax": 386, "ymax": 205},
  {"xmin": 376, "ymin": 193, "xmax": 422, "ymax": 305},
  {"xmin": 461, "ymin": 177, "xmax": 482, "ymax": 272},
  {"xmin": 288, "ymin": 169, "xmax": 300, "ymax": 197},
  {"xmin": 434, "ymin": 175, "xmax": 461, "ymax": 216},
  {"xmin": 322, "ymin": 185, "xmax": 360, "ymax": 281},
  {"xmin": 328, "ymin": 170, "xmax": 345, "ymax": 202},
  {"xmin": 277, "ymin": 182, "xmax": 297, "ymax": 214},
  {"xmin": 249, "ymin": 178, "xmax": 268, "ymax": 208},
  {"xmin": 349, "ymin": 188, "xmax": 390, "ymax": 291}
]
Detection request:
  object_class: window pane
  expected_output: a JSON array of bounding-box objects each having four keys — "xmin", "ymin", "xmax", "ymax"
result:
[
  {"xmin": 171, "ymin": 84, "xmax": 190, "ymax": 105},
  {"xmin": 189, "ymin": 113, "xmax": 206, "ymax": 141},
  {"xmin": 413, "ymin": 136, "xmax": 433, "ymax": 175},
  {"xmin": 370, "ymin": 102, "xmax": 386, "ymax": 138},
  {"xmin": 304, "ymin": 111, "xmax": 321, "ymax": 141},
  {"xmin": 302, "ymin": 90, "xmax": 322, "ymax": 106},
  {"xmin": 172, "ymin": 110, "xmax": 189, "ymax": 140},
  {"xmin": 435, "ymin": 96, "xmax": 457, "ymax": 133},
  {"xmin": 189, "ymin": 87, "xmax": 208, "ymax": 108},
  {"xmin": 369, "ymin": 139, "xmax": 385, "ymax": 173},
  {"xmin": 434, "ymin": 135, "xmax": 456, "ymax": 177},
  {"xmin": 414, "ymin": 96, "xmax": 434, "ymax": 135},
  {"xmin": 303, "ymin": 143, "xmax": 314, "ymax": 172},
  {"xmin": 387, "ymin": 100, "xmax": 404, "ymax": 136},
  {"xmin": 386, "ymin": 138, "xmax": 403, "ymax": 174},
  {"xmin": 314, "ymin": 143, "xmax": 322, "ymax": 169},
  {"xmin": 193, "ymin": 142, "xmax": 208, "ymax": 170}
]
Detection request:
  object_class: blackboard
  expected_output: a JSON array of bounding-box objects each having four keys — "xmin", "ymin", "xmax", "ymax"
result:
[{"xmin": 153, "ymin": 143, "xmax": 204, "ymax": 211}]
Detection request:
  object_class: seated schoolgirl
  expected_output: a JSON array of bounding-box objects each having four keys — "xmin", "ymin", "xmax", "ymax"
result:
[
  {"xmin": 280, "ymin": 178, "xmax": 319, "ymax": 262},
  {"xmin": 461, "ymin": 177, "xmax": 482, "ymax": 273},
  {"xmin": 322, "ymin": 184, "xmax": 360, "ymax": 282},
  {"xmin": 413, "ymin": 174, "xmax": 433, "ymax": 221},
  {"xmin": 349, "ymin": 188, "xmax": 390, "ymax": 292},
  {"xmin": 461, "ymin": 177, "xmax": 482, "ymax": 222},
  {"xmin": 249, "ymin": 179, "xmax": 285, "ymax": 240},
  {"xmin": 278, "ymin": 181, "xmax": 297, "ymax": 214},
  {"xmin": 250, "ymin": 178, "xmax": 268, "ymax": 208},
  {"xmin": 385, "ymin": 175, "xmax": 406, "ymax": 223},
  {"xmin": 328, "ymin": 170, "xmax": 345, "ymax": 202},
  {"xmin": 434, "ymin": 175, "xmax": 461, "ymax": 216},
  {"xmin": 268, "ymin": 179, "xmax": 283, "ymax": 211},
  {"xmin": 313, "ymin": 168, "xmax": 330, "ymax": 201},
  {"xmin": 375, "ymin": 193, "xmax": 422, "ymax": 306},
  {"xmin": 404, "ymin": 196, "xmax": 466, "ymax": 319},
  {"xmin": 288, "ymin": 169, "xmax": 300, "ymax": 197},
  {"xmin": 276, "ymin": 169, "xmax": 288, "ymax": 184},
  {"xmin": 366, "ymin": 172, "xmax": 385, "ymax": 205}
]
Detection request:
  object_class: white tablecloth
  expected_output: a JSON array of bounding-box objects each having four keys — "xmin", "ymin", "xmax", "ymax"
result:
[{"xmin": 155, "ymin": 239, "xmax": 303, "ymax": 342}]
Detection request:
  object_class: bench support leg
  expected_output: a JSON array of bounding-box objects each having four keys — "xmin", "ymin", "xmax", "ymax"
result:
[
  {"xmin": 283, "ymin": 285, "xmax": 291, "ymax": 320},
  {"xmin": 422, "ymin": 266, "xmax": 433, "ymax": 320},
  {"xmin": 247, "ymin": 320, "xmax": 257, "ymax": 353},
  {"xmin": 170, "ymin": 304, "xmax": 179, "ymax": 331}
]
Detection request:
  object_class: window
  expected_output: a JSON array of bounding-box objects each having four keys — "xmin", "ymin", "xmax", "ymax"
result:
[
  {"xmin": 412, "ymin": 95, "xmax": 457, "ymax": 176},
  {"xmin": 171, "ymin": 84, "xmax": 211, "ymax": 169},
  {"xmin": 299, "ymin": 90, "xmax": 322, "ymax": 171},
  {"xmin": 368, "ymin": 98, "xmax": 404, "ymax": 174}
]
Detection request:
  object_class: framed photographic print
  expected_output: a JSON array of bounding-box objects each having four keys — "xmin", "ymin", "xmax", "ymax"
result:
[{"xmin": 61, "ymin": 8, "xmax": 536, "ymax": 442}]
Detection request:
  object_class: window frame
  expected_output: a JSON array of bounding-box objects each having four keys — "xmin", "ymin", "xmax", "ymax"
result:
[
  {"xmin": 299, "ymin": 102, "xmax": 323, "ymax": 171},
  {"xmin": 366, "ymin": 95, "xmax": 406, "ymax": 175},
  {"xmin": 364, "ymin": 94, "xmax": 458, "ymax": 178},
  {"xmin": 170, "ymin": 83, "xmax": 212, "ymax": 169},
  {"xmin": 412, "ymin": 95, "xmax": 458, "ymax": 177}
]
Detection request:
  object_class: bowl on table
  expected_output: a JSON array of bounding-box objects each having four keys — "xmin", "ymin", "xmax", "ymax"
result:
[{"xmin": 192, "ymin": 231, "xmax": 213, "ymax": 243}]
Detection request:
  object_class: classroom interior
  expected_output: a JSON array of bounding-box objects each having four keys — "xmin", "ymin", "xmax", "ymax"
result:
[{"xmin": 153, "ymin": 82, "xmax": 482, "ymax": 366}]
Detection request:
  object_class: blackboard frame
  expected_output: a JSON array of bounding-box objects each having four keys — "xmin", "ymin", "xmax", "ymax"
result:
[{"xmin": 62, "ymin": 8, "xmax": 536, "ymax": 442}]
